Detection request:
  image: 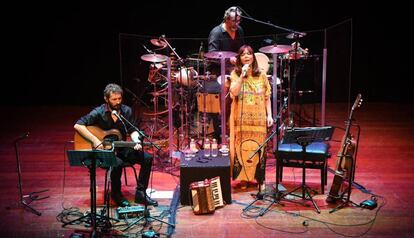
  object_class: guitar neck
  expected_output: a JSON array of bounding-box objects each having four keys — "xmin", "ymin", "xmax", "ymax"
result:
[{"xmin": 112, "ymin": 141, "xmax": 152, "ymax": 148}]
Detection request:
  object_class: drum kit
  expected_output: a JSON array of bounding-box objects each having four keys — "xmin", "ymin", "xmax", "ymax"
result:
[{"xmin": 139, "ymin": 35, "xmax": 312, "ymax": 151}]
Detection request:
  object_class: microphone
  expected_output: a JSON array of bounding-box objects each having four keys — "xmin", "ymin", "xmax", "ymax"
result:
[
  {"xmin": 112, "ymin": 110, "xmax": 149, "ymax": 141},
  {"xmin": 112, "ymin": 110, "xmax": 121, "ymax": 119},
  {"xmin": 241, "ymin": 64, "xmax": 249, "ymax": 77},
  {"xmin": 199, "ymin": 41, "xmax": 204, "ymax": 59},
  {"xmin": 112, "ymin": 110, "xmax": 129, "ymax": 135},
  {"xmin": 15, "ymin": 132, "xmax": 29, "ymax": 142}
]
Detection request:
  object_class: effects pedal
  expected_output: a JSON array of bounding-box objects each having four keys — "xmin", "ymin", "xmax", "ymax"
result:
[{"xmin": 115, "ymin": 205, "xmax": 145, "ymax": 219}]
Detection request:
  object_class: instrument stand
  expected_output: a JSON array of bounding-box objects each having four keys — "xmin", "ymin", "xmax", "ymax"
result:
[
  {"xmin": 329, "ymin": 160, "xmax": 359, "ymax": 214},
  {"xmin": 243, "ymin": 103, "xmax": 296, "ymax": 215},
  {"xmin": 64, "ymin": 150, "xmax": 118, "ymax": 238},
  {"xmin": 10, "ymin": 133, "xmax": 49, "ymax": 216},
  {"xmin": 329, "ymin": 124, "xmax": 361, "ymax": 213}
]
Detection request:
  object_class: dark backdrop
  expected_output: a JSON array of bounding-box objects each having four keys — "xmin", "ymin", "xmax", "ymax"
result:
[{"xmin": 6, "ymin": 1, "xmax": 409, "ymax": 106}]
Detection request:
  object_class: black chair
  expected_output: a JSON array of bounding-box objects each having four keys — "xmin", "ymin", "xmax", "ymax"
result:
[
  {"xmin": 103, "ymin": 162, "xmax": 139, "ymax": 202},
  {"xmin": 276, "ymin": 142, "xmax": 331, "ymax": 194}
]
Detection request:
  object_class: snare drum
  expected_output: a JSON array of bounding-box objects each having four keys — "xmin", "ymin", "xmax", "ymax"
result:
[{"xmin": 173, "ymin": 67, "xmax": 198, "ymax": 87}]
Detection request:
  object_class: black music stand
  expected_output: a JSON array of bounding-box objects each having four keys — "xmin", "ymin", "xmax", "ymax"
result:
[
  {"xmin": 64, "ymin": 150, "xmax": 117, "ymax": 238},
  {"xmin": 282, "ymin": 126, "xmax": 333, "ymax": 213}
]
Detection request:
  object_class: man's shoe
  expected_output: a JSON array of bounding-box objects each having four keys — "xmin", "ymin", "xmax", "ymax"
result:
[
  {"xmin": 135, "ymin": 190, "xmax": 158, "ymax": 206},
  {"xmin": 111, "ymin": 193, "xmax": 130, "ymax": 207}
]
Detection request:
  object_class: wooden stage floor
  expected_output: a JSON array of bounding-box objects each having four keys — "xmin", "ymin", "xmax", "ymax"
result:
[{"xmin": 1, "ymin": 102, "xmax": 413, "ymax": 237}]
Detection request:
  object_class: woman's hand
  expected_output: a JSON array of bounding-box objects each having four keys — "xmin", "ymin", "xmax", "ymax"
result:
[{"xmin": 267, "ymin": 115, "xmax": 274, "ymax": 127}]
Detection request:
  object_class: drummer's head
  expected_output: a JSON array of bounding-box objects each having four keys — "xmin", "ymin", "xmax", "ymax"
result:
[{"xmin": 223, "ymin": 7, "xmax": 242, "ymax": 31}]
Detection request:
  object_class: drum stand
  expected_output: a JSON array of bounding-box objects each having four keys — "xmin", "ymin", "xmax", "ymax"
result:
[{"xmin": 143, "ymin": 78, "xmax": 169, "ymax": 140}]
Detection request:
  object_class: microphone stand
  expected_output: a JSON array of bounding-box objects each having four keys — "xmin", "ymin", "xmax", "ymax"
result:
[
  {"xmin": 239, "ymin": 14, "xmax": 304, "ymax": 37},
  {"xmin": 8, "ymin": 132, "xmax": 49, "ymax": 216},
  {"xmin": 117, "ymin": 113, "xmax": 160, "ymax": 151},
  {"xmin": 239, "ymin": 11, "xmax": 305, "ymax": 130},
  {"xmin": 243, "ymin": 102, "xmax": 296, "ymax": 215},
  {"xmin": 115, "ymin": 115, "xmax": 175, "ymax": 232}
]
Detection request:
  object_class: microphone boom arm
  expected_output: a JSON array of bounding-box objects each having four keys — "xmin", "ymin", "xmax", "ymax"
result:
[{"xmin": 117, "ymin": 113, "xmax": 161, "ymax": 150}]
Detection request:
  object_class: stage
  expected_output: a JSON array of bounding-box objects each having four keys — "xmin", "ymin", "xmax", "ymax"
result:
[{"xmin": 0, "ymin": 102, "xmax": 413, "ymax": 237}]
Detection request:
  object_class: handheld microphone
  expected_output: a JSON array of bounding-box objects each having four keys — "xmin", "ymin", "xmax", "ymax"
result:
[{"xmin": 242, "ymin": 64, "xmax": 249, "ymax": 77}]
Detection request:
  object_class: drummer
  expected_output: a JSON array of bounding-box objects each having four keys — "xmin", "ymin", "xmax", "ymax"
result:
[
  {"xmin": 208, "ymin": 6, "xmax": 245, "ymax": 66},
  {"xmin": 204, "ymin": 6, "xmax": 246, "ymax": 143}
]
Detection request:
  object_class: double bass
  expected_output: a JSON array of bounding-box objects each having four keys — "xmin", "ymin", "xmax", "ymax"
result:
[{"xmin": 326, "ymin": 94, "xmax": 362, "ymax": 203}]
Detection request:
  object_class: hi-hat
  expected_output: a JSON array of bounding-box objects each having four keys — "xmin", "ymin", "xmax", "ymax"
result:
[
  {"xmin": 141, "ymin": 54, "xmax": 168, "ymax": 63},
  {"xmin": 204, "ymin": 51, "xmax": 237, "ymax": 59},
  {"xmin": 259, "ymin": 44, "xmax": 292, "ymax": 54},
  {"xmin": 286, "ymin": 32, "xmax": 307, "ymax": 39},
  {"xmin": 150, "ymin": 38, "xmax": 167, "ymax": 48}
]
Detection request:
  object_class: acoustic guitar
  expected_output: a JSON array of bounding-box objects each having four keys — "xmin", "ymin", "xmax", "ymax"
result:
[
  {"xmin": 74, "ymin": 125, "xmax": 151, "ymax": 150},
  {"xmin": 326, "ymin": 94, "xmax": 362, "ymax": 203}
]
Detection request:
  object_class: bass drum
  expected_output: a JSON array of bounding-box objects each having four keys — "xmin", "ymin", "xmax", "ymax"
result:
[{"xmin": 173, "ymin": 67, "xmax": 198, "ymax": 87}]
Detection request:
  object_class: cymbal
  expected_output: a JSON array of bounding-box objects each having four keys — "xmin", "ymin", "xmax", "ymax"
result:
[
  {"xmin": 204, "ymin": 51, "xmax": 237, "ymax": 59},
  {"xmin": 286, "ymin": 32, "xmax": 307, "ymax": 39},
  {"xmin": 150, "ymin": 38, "xmax": 167, "ymax": 48},
  {"xmin": 259, "ymin": 44, "xmax": 292, "ymax": 54},
  {"xmin": 141, "ymin": 54, "xmax": 168, "ymax": 63}
]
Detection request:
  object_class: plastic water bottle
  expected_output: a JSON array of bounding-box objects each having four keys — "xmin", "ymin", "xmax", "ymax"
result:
[
  {"xmin": 211, "ymin": 138, "xmax": 218, "ymax": 157},
  {"xmin": 189, "ymin": 138, "xmax": 198, "ymax": 157},
  {"xmin": 204, "ymin": 138, "xmax": 211, "ymax": 157}
]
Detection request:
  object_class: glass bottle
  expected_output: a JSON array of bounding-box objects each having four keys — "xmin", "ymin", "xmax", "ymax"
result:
[
  {"xmin": 204, "ymin": 138, "xmax": 211, "ymax": 157},
  {"xmin": 211, "ymin": 138, "xmax": 218, "ymax": 157}
]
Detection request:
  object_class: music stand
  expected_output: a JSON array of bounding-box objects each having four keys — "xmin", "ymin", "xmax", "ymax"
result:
[
  {"xmin": 281, "ymin": 126, "xmax": 333, "ymax": 213},
  {"xmin": 64, "ymin": 150, "xmax": 117, "ymax": 238}
]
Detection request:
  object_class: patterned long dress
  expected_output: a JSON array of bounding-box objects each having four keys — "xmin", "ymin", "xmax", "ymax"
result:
[{"xmin": 229, "ymin": 71, "xmax": 271, "ymax": 183}]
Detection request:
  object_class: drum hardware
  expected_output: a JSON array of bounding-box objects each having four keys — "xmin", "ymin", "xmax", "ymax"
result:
[
  {"xmin": 204, "ymin": 51, "xmax": 237, "ymax": 59},
  {"xmin": 140, "ymin": 54, "xmax": 170, "ymax": 139},
  {"xmin": 150, "ymin": 38, "xmax": 167, "ymax": 49},
  {"xmin": 285, "ymin": 32, "xmax": 307, "ymax": 39},
  {"xmin": 259, "ymin": 44, "xmax": 291, "ymax": 54}
]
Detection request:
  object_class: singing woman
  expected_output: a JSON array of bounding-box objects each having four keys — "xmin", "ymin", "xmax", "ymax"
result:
[{"xmin": 229, "ymin": 45, "xmax": 273, "ymax": 189}]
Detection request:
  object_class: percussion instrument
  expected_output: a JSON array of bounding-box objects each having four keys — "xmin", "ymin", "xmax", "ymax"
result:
[
  {"xmin": 204, "ymin": 51, "xmax": 237, "ymax": 59},
  {"xmin": 255, "ymin": 52, "xmax": 270, "ymax": 74},
  {"xmin": 172, "ymin": 67, "xmax": 198, "ymax": 87},
  {"xmin": 259, "ymin": 44, "xmax": 291, "ymax": 54},
  {"xmin": 141, "ymin": 54, "xmax": 168, "ymax": 63}
]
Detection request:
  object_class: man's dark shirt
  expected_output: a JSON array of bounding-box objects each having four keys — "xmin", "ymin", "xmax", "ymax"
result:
[
  {"xmin": 204, "ymin": 24, "xmax": 245, "ymax": 93},
  {"xmin": 76, "ymin": 104, "xmax": 136, "ymax": 141},
  {"xmin": 208, "ymin": 24, "xmax": 245, "ymax": 53}
]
